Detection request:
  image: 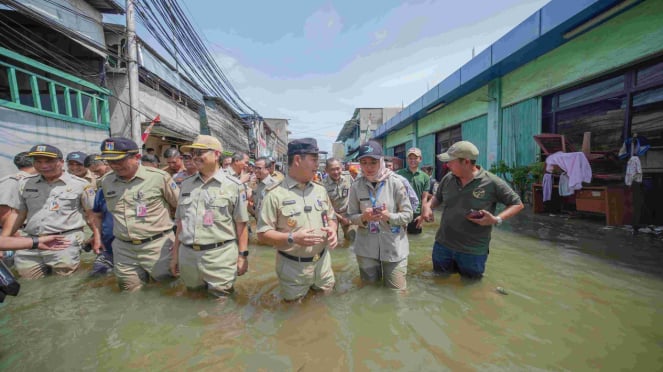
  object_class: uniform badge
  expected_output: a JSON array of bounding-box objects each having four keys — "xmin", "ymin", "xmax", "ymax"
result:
[
  {"xmin": 313, "ymin": 253, "xmax": 320, "ymax": 262},
  {"xmin": 170, "ymin": 181, "xmax": 177, "ymax": 190},
  {"xmin": 317, "ymin": 199, "xmax": 323, "ymax": 207},
  {"xmin": 37, "ymin": 145, "xmax": 46, "ymax": 152},
  {"xmin": 287, "ymin": 217, "xmax": 297, "ymax": 227},
  {"xmin": 342, "ymin": 188, "xmax": 348, "ymax": 197},
  {"xmin": 105, "ymin": 141, "xmax": 115, "ymax": 150},
  {"xmin": 137, "ymin": 190, "xmax": 144, "ymax": 200},
  {"xmin": 472, "ymin": 188, "xmax": 486, "ymax": 199},
  {"xmin": 85, "ymin": 186, "xmax": 95, "ymax": 198}
]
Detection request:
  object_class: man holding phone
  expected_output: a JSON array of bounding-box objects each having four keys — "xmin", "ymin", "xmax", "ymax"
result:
[{"xmin": 420, "ymin": 141, "xmax": 523, "ymax": 279}]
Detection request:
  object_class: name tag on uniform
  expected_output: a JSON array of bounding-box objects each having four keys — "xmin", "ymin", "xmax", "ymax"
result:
[
  {"xmin": 282, "ymin": 200, "xmax": 296, "ymax": 205},
  {"xmin": 203, "ymin": 209, "xmax": 214, "ymax": 226},
  {"xmin": 304, "ymin": 206, "xmax": 312, "ymax": 212},
  {"xmin": 359, "ymin": 198, "xmax": 370, "ymax": 201},
  {"xmin": 136, "ymin": 203, "xmax": 147, "ymax": 217},
  {"xmin": 25, "ymin": 188, "xmax": 38, "ymax": 192},
  {"xmin": 182, "ymin": 193, "xmax": 191, "ymax": 197}
]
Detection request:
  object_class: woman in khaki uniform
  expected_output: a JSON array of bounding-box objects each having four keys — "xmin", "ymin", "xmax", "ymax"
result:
[{"xmin": 348, "ymin": 141, "xmax": 413, "ymax": 290}]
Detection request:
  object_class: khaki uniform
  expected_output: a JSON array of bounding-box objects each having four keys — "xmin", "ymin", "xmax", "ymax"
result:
[
  {"xmin": 15, "ymin": 173, "xmax": 94, "ymax": 278},
  {"xmin": 82, "ymin": 170, "xmax": 98, "ymax": 190},
  {"xmin": 271, "ymin": 170, "xmax": 285, "ymax": 182},
  {"xmin": 253, "ymin": 175, "xmax": 276, "ymax": 217},
  {"xmin": 257, "ymin": 175, "xmax": 336, "ymax": 300},
  {"xmin": 101, "ymin": 165, "xmax": 179, "ymax": 290},
  {"xmin": 322, "ymin": 173, "xmax": 354, "ymax": 238},
  {"xmin": 0, "ymin": 170, "xmax": 32, "ymax": 211},
  {"xmin": 176, "ymin": 170, "xmax": 249, "ymax": 295}
]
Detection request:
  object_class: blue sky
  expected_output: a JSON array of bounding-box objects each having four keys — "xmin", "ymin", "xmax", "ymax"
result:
[{"xmin": 155, "ymin": 0, "xmax": 550, "ymax": 152}]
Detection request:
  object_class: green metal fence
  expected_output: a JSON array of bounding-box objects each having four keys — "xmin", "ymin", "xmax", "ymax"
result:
[{"xmin": 0, "ymin": 46, "xmax": 110, "ymax": 129}]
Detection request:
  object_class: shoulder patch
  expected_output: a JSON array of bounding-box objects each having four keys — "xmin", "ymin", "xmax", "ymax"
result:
[
  {"xmin": 84, "ymin": 184, "xmax": 96, "ymax": 198},
  {"xmin": 224, "ymin": 174, "xmax": 243, "ymax": 185},
  {"xmin": 266, "ymin": 179, "xmax": 282, "ymax": 191}
]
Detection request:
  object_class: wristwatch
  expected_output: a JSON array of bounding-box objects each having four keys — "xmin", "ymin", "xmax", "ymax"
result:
[
  {"xmin": 238, "ymin": 251, "xmax": 249, "ymax": 257},
  {"xmin": 495, "ymin": 216, "xmax": 503, "ymax": 226},
  {"xmin": 287, "ymin": 232, "xmax": 295, "ymax": 245}
]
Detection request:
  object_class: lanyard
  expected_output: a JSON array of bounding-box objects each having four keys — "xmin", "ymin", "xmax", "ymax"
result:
[{"xmin": 368, "ymin": 181, "xmax": 385, "ymax": 207}]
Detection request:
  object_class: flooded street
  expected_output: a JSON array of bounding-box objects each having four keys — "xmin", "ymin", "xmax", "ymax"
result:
[{"xmin": 2, "ymin": 212, "xmax": 663, "ymax": 371}]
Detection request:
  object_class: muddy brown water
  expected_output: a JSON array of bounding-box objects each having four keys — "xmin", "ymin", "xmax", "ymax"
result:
[{"xmin": 2, "ymin": 216, "xmax": 662, "ymax": 371}]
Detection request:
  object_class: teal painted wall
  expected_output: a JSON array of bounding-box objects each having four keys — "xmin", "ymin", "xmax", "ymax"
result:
[
  {"xmin": 418, "ymin": 133, "xmax": 436, "ymax": 168},
  {"xmin": 417, "ymin": 85, "xmax": 490, "ymax": 137},
  {"xmin": 502, "ymin": 0, "xmax": 663, "ymax": 107},
  {"xmin": 461, "ymin": 115, "xmax": 488, "ymax": 168},
  {"xmin": 501, "ymin": 98, "xmax": 542, "ymax": 168},
  {"xmin": 385, "ymin": 122, "xmax": 413, "ymax": 148}
]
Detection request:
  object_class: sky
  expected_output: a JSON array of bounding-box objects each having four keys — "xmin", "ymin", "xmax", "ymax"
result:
[{"xmin": 163, "ymin": 0, "xmax": 550, "ymax": 152}]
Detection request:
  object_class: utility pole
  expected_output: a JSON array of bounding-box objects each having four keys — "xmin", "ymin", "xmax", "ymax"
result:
[{"xmin": 126, "ymin": 0, "xmax": 142, "ymax": 148}]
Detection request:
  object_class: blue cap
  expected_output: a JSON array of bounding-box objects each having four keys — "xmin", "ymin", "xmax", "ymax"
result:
[
  {"xmin": 288, "ymin": 138, "xmax": 327, "ymax": 156},
  {"xmin": 66, "ymin": 151, "xmax": 88, "ymax": 165},
  {"xmin": 28, "ymin": 144, "xmax": 63, "ymax": 159},
  {"xmin": 357, "ymin": 140, "xmax": 383, "ymax": 159},
  {"xmin": 99, "ymin": 137, "xmax": 139, "ymax": 160}
]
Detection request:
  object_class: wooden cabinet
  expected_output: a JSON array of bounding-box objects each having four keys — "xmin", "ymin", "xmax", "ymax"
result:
[{"xmin": 532, "ymin": 184, "xmax": 631, "ymax": 225}]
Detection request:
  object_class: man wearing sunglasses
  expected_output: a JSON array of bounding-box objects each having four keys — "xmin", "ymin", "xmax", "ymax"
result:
[
  {"xmin": 95, "ymin": 137, "xmax": 180, "ymax": 291},
  {"xmin": 170, "ymin": 135, "xmax": 249, "ymax": 297}
]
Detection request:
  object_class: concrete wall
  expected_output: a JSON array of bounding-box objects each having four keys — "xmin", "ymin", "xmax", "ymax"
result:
[
  {"xmin": 0, "ymin": 107, "xmax": 108, "ymax": 174},
  {"xmin": 501, "ymin": 0, "xmax": 663, "ymax": 107},
  {"xmin": 385, "ymin": 123, "xmax": 413, "ymax": 149},
  {"xmin": 417, "ymin": 84, "xmax": 490, "ymax": 138}
]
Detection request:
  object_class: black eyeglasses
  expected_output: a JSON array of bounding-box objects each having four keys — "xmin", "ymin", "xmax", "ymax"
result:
[
  {"xmin": 191, "ymin": 149, "xmax": 212, "ymax": 157},
  {"xmin": 182, "ymin": 155, "xmax": 192, "ymax": 160}
]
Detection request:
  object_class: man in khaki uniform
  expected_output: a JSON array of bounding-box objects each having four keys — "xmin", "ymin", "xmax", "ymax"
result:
[
  {"xmin": 9, "ymin": 144, "xmax": 96, "ymax": 278},
  {"xmin": 1, "ymin": 152, "xmax": 36, "ymax": 263},
  {"xmin": 257, "ymin": 138, "xmax": 338, "ymax": 302},
  {"xmin": 96, "ymin": 137, "xmax": 179, "ymax": 291},
  {"xmin": 67, "ymin": 151, "xmax": 98, "ymax": 190},
  {"xmin": 248, "ymin": 156, "xmax": 276, "ymax": 218},
  {"xmin": 170, "ymin": 135, "xmax": 249, "ymax": 297},
  {"xmin": 323, "ymin": 157, "xmax": 355, "ymax": 241}
]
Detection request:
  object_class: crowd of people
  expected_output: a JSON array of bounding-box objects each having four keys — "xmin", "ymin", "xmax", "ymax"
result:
[{"xmin": 0, "ymin": 135, "xmax": 523, "ymax": 302}]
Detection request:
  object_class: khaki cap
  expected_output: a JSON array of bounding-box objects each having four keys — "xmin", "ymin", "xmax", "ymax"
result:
[
  {"xmin": 437, "ymin": 141, "xmax": 479, "ymax": 162},
  {"xmin": 181, "ymin": 135, "xmax": 223, "ymax": 152},
  {"xmin": 406, "ymin": 147, "xmax": 422, "ymax": 157}
]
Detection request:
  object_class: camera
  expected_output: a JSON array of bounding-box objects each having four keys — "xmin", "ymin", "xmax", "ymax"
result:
[{"xmin": 466, "ymin": 209, "xmax": 484, "ymax": 219}]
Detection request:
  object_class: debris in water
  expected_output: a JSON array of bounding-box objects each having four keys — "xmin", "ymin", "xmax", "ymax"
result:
[{"xmin": 496, "ymin": 286, "xmax": 508, "ymax": 295}]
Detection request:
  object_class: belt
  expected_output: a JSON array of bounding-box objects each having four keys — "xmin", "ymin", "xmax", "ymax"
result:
[
  {"xmin": 278, "ymin": 248, "xmax": 326, "ymax": 263},
  {"xmin": 117, "ymin": 231, "xmax": 170, "ymax": 245},
  {"xmin": 38, "ymin": 227, "xmax": 84, "ymax": 237},
  {"xmin": 185, "ymin": 239, "xmax": 236, "ymax": 251}
]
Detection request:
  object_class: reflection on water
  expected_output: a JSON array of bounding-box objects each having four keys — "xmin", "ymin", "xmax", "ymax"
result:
[{"xmin": 2, "ymin": 221, "xmax": 663, "ymax": 371}]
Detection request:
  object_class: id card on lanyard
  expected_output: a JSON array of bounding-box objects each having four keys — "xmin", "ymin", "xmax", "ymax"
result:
[{"xmin": 368, "ymin": 182, "xmax": 384, "ymax": 234}]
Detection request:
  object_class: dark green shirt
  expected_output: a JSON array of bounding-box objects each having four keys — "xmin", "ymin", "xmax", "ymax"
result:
[
  {"xmin": 434, "ymin": 166, "xmax": 521, "ymax": 255},
  {"xmin": 396, "ymin": 168, "xmax": 430, "ymax": 214}
]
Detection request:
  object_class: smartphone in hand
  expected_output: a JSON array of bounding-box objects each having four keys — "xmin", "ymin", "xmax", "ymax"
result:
[{"xmin": 466, "ymin": 209, "xmax": 484, "ymax": 219}]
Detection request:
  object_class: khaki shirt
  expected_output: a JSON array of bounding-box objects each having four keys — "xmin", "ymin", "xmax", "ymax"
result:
[
  {"xmin": 83, "ymin": 170, "xmax": 98, "ymax": 190},
  {"xmin": 322, "ymin": 173, "xmax": 353, "ymax": 214},
  {"xmin": 257, "ymin": 175, "xmax": 336, "ymax": 257},
  {"xmin": 19, "ymin": 172, "xmax": 94, "ymax": 235},
  {"xmin": 176, "ymin": 169, "xmax": 249, "ymax": 245},
  {"xmin": 253, "ymin": 175, "xmax": 276, "ymax": 216},
  {"xmin": 0, "ymin": 170, "xmax": 33, "ymax": 210},
  {"xmin": 101, "ymin": 165, "xmax": 179, "ymax": 241},
  {"xmin": 348, "ymin": 174, "xmax": 413, "ymax": 262},
  {"xmin": 271, "ymin": 170, "xmax": 285, "ymax": 182}
]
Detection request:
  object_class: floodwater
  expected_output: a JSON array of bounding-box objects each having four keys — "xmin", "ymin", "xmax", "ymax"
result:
[{"xmin": 2, "ymin": 213, "xmax": 663, "ymax": 371}]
